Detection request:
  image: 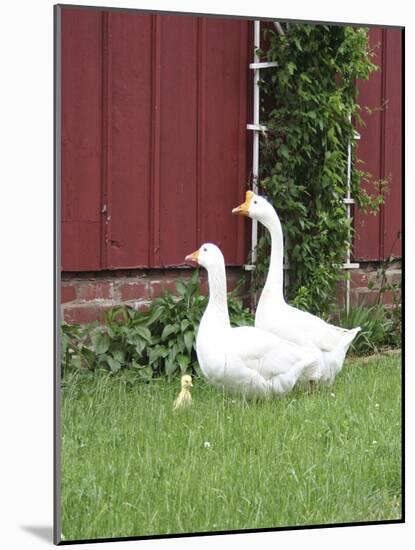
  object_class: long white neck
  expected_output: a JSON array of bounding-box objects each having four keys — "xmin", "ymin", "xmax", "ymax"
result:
[
  {"xmin": 261, "ymin": 210, "xmax": 285, "ymax": 303},
  {"xmin": 204, "ymin": 262, "xmax": 230, "ymax": 327}
]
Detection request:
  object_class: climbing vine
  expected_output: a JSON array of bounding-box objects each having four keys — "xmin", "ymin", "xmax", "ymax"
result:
[{"xmin": 256, "ymin": 23, "xmax": 384, "ymax": 316}]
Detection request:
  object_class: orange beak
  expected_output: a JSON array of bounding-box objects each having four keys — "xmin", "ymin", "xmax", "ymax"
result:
[
  {"xmin": 185, "ymin": 249, "xmax": 200, "ymax": 265},
  {"xmin": 232, "ymin": 190, "xmax": 254, "ymax": 216}
]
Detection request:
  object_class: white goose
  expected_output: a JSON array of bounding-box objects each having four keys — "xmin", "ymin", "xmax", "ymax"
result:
[
  {"xmin": 232, "ymin": 191, "xmax": 361, "ymax": 383},
  {"xmin": 185, "ymin": 243, "xmax": 322, "ymax": 397}
]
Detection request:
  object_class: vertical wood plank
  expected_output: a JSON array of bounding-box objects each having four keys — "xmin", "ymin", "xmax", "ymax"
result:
[
  {"xmin": 196, "ymin": 17, "xmax": 207, "ymax": 249},
  {"xmin": 100, "ymin": 10, "xmax": 112, "ymax": 269},
  {"xmin": 201, "ymin": 18, "xmax": 249, "ymax": 265},
  {"xmin": 61, "ymin": 8, "xmax": 103, "ymax": 270},
  {"xmin": 236, "ymin": 20, "xmax": 250, "ymax": 265},
  {"xmin": 354, "ymin": 28, "xmax": 384, "ymax": 261},
  {"xmin": 107, "ymin": 12, "xmax": 153, "ymax": 268},
  {"xmin": 379, "ymin": 29, "xmax": 387, "ymax": 260},
  {"xmin": 150, "ymin": 14, "xmax": 161, "ymax": 267},
  {"xmin": 382, "ymin": 28, "xmax": 402, "ymax": 259},
  {"xmin": 158, "ymin": 15, "xmax": 198, "ymax": 266}
]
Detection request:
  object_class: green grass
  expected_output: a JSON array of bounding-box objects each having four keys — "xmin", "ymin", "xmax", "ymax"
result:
[{"xmin": 61, "ymin": 353, "xmax": 402, "ymax": 541}]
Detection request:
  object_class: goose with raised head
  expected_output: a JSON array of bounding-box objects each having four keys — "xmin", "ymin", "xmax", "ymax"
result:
[
  {"xmin": 184, "ymin": 243, "xmax": 323, "ymax": 397},
  {"xmin": 232, "ymin": 191, "xmax": 361, "ymax": 383}
]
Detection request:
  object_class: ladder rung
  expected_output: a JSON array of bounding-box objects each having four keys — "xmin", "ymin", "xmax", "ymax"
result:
[
  {"xmin": 244, "ymin": 263, "xmax": 290, "ymax": 271},
  {"xmin": 343, "ymin": 198, "xmax": 355, "ymax": 205},
  {"xmin": 246, "ymin": 123, "xmax": 268, "ymax": 132},
  {"xmin": 249, "ymin": 61, "xmax": 279, "ymax": 69},
  {"xmin": 353, "ymin": 131, "xmax": 361, "ymax": 140},
  {"xmin": 342, "ymin": 262, "xmax": 360, "ymax": 269}
]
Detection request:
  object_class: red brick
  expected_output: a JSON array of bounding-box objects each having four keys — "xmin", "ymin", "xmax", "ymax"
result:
[
  {"xmin": 151, "ymin": 279, "xmax": 178, "ymax": 298},
  {"xmin": 355, "ymin": 290, "xmax": 380, "ymax": 307},
  {"xmin": 350, "ymin": 272, "xmax": 369, "ymax": 289},
  {"xmin": 77, "ymin": 282, "xmax": 111, "ymax": 301},
  {"xmin": 63, "ymin": 305, "xmax": 108, "ymax": 324},
  {"xmin": 380, "ymin": 290, "xmax": 400, "ymax": 306},
  {"xmin": 386, "ymin": 271, "xmax": 401, "ymax": 286},
  {"xmin": 119, "ymin": 281, "xmax": 148, "ymax": 300},
  {"xmin": 336, "ymin": 281, "xmax": 346, "ymax": 308},
  {"xmin": 198, "ymin": 278, "xmax": 209, "ymax": 296},
  {"xmin": 61, "ymin": 285, "xmax": 76, "ymax": 303}
]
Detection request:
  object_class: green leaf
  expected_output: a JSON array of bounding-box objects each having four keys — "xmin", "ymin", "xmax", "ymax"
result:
[
  {"xmin": 175, "ymin": 280, "xmax": 187, "ymax": 296},
  {"xmin": 177, "ymin": 354, "xmax": 190, "ymax": 373},
  {"xmin": 137, "ymin": 365, "xmax": 153, "ymax": 381},
  {"xmin": 279, "ymin": 144, "xmax": 289, "ymax": 159},
  {"xmin": 135, "ymin": 340, "xmax": 146, "ymax": 355},
  {"xmin": 287, "ymin": 61, "xmax": 296, "ymax": 75},
  {"xmin": 107, "ymin": 356, "xmax": 121, "ymax": 373},
  {"xmin": 165, "ymin": 357, "xmax": 177, "ymax": 378},
  {"xmin": 91, "ymin": 331, "xmax": 110, "ymax": 354},
  {"xmin": 180, "ymin": 319, "xmax": 190, "ymax": 332},
  {"xmin": 106, "ymin": 324, "xmax": 119, "ymax": 339},
  {"xmin": 161, "ymin": 323, "xmax": 179, "ymax": 342},
  {"xmin": 134, "ymin": 326, "xmax": 152, "ymax": 343},
  {"xmin": 61, "ymin": 333, "xmax": 69, "ymax": 355},
  {"xmin": 184, "ymin": 331, "xmax": 194, "ymax": 355},
  {"xmin": 71, "ymin": 355, "xmax": 82, "ymax": 370},
  {"xmin": 145, "ymin": 306, "xmax": 164, "ymax": 327},
  {"xmin": 111, "ymin": 349, "xmax": 126, "ymax": 363},
  {"xmin": 148, "ymin": 346, "xmax": 168, "ymax": 365},
  {"xmin": 80, "ymin": 347, "xmax": 96, "ymax": 369}
]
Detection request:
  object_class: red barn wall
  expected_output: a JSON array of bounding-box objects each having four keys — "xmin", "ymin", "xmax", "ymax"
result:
[
  {"xmin": 354, "ymin": 28, "xmax": 402, "ymax": 262},
  {"xmin": 61, "ymin": 7, "xmax": 251, "ymax": 272}
]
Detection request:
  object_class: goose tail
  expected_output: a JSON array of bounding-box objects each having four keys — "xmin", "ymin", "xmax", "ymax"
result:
[
  {"xmin": 324, "ymin": 326, "xmax": 361, "ymax": 383},
  {"xmin": 341, "ymin": 326, "xmax": 361, "ymax": 351}
]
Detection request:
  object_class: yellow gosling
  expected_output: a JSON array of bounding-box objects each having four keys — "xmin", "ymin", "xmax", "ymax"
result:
[{"xmin": 173, "ymin": 374, "xmax": 193, "ymax": 410}]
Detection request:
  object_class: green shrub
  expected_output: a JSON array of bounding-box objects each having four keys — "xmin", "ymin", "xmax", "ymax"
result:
[
  {"xmin": 61, "ymin": 271, "xmax": 253, "ymax": 379},
  {"xmin": 339, "ymin": 304, "xmax": 400, "ymax": 355}
]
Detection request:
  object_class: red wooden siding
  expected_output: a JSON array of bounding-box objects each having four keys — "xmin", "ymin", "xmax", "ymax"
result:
[
  {"xmin": 61, "ymin": 10, "xmax": 104, "ymax": 270},
  {"xmin": 61, "ymin": 8, "xmax": 250, "ymax": 271},
  {"xmin": 354, "ymin": 28, "xmax": 402, "ymax": 261}
]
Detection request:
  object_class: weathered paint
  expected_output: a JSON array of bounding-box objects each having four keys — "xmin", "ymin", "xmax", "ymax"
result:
[
  {"xmin": 354, "ymin": 28, "xmax": 402, "ymax": 261},
  {"xmin": 61, "ymin": 8, "xmax": 251, "ymax": 270}
]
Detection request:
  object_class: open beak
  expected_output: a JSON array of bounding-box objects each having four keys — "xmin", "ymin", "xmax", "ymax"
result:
[
  {"xmin": 232, "ymin": 190, "xmax": 254, "ymax": 216},
  {"xmin": 185, "ymin": 249, "xmax": 199, "ymax": 266}
]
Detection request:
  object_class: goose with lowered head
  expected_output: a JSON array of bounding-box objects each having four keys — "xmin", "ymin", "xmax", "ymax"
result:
[
  {"xmin": 184, "ymin": 243, "xmax": 322, "ymax": 398},
  {"xmin": 232, "ymin": 191, "xmax": 361, "ymax": 383}
]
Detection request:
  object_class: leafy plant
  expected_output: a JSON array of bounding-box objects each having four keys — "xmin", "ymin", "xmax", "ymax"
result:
[
  {"xmin": 61, "ymin": 271, "xmax": 253, "ymax": 379},
  {"xmin": 339, "ymin": 304, "xmax": 394, "ymax": 355},
  {"xmin": 255, "ymin": 23, "xmax": 384, "ymax": 316},
  {"xmin": 368, "ymin": 253, "xmax": 402, "ymax": 348},
  {"xmin": 61, "ymin": 321, "xmax": 98, "ymax": 375}
]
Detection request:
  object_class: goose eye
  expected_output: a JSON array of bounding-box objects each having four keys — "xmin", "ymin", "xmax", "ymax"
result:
[
  {"xmin": 253, "ymin": 200, "xmax": 258, "ymax": 204},
  {"xmin": 203, "ymin": 247, "xmax": 207, "ymax": 252}
]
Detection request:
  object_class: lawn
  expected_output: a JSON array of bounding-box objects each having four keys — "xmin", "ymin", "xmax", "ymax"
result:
[{"xmin": 60, "ymin": 353, "xmax": 402, "ymax": 542}]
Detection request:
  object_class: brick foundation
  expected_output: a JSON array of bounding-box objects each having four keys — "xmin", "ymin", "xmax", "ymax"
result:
[
  {"xmin": 61, "ymin": 261, "xmax": 401, "ymax": 324},
  {"xmin": 61, "ymin": 267, "xmax": 247, "ymax": 324},
  {"xmin": 336, "ymin": 260, "xmax": 402, "ymax": 309}
]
